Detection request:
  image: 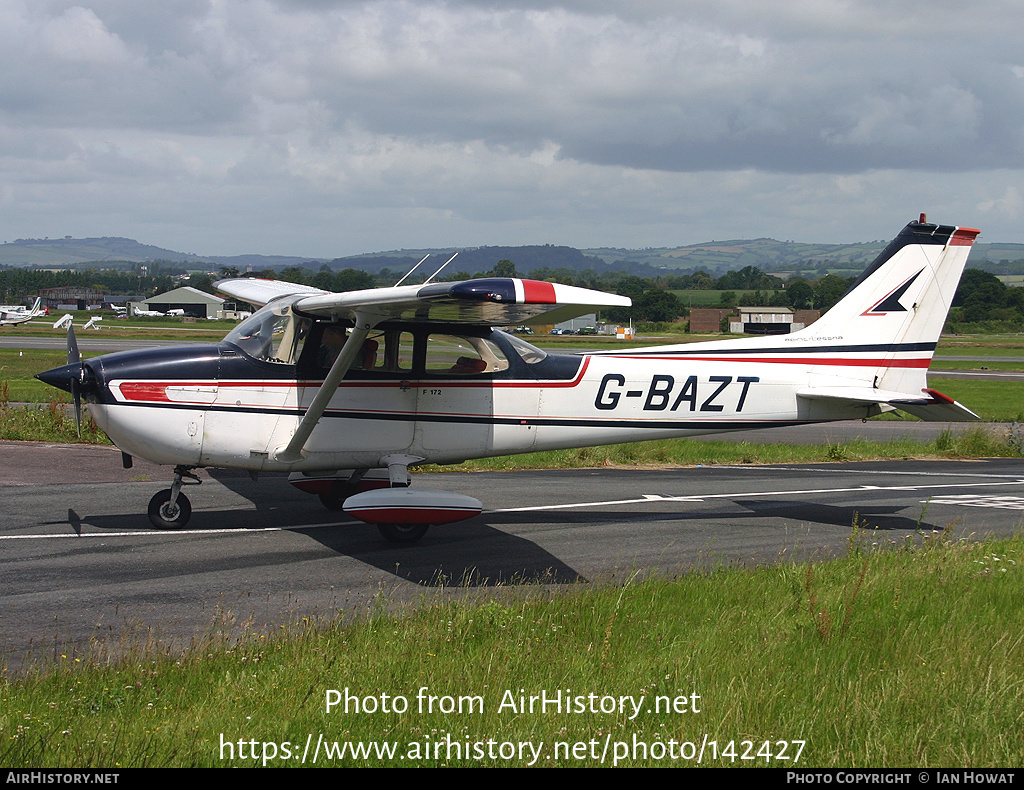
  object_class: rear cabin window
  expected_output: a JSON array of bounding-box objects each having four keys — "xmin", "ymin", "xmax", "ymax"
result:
[{"xmin": 424, "ymin": 334, "xmax": 509, "ymax": 376}]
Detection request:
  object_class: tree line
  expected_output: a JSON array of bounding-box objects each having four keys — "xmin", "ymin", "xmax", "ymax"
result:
[{"xmin": 4, "ymin": 257, "xmax": 1018, "ymax": 329}]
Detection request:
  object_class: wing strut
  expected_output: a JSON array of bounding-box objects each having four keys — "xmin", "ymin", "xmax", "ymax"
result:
[{"xmin": 274, "ymin": 311, "xmax": 383, "ymax": 463}]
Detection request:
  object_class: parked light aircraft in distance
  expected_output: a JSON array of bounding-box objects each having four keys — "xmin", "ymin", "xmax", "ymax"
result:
[
  {"xmin": 37, "ymin": 217, "xmax": 980, "ymax": 542},
  {"xmin": 0, "ymin": 297, "xmax": 42, "ymax": 326}
]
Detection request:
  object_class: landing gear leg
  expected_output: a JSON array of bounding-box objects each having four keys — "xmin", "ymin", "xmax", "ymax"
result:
[
  {"xmin": 375, "ymin": 454, "xmax": 430, "ymax": 542},
  {"xmin": 148, "ymin": 466, "xmax": 201, "ymax": 529},
  {"xmin": 318, "ymin": 471, "xmax": 366, "ymax": 511}
]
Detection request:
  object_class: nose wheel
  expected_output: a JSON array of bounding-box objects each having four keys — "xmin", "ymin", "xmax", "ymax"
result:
[
  {"xmin": 147, "ymin": 466, "xmax": 201, "ymax": 529},
  {"xmin": 148, "ymin": 489, "xmax": 192, "ymax": 529}
]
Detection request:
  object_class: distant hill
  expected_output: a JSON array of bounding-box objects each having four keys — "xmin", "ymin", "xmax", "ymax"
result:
[
  {"xmin": 584, "ymin": 238, "xmax": 1024, "ymax": 276},
  {"xmin": 331, "ymin": 245, "xmax": 619, "ymax": 275},
  {"xmin": 584, "ymin": 239, "xmax": 890, "ymax": 273},
  {"xmin": 0, "ymin": 237, "xmax": 317, "ymax": 270},
  {"xmin": 2, "ymin": 234, "xmax": 1022, "ymax": 278}
]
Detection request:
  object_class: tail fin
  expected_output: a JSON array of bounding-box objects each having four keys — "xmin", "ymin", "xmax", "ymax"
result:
[
  {"xmin": 790, "ymin": 218, "xmax": 978, "ymax": 397},
  {"xmin": 791, "ymin": 218, "xmax": 981, "ymax": 420}
]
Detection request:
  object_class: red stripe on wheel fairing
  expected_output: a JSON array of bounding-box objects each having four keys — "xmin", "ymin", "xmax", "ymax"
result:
[{"xmin": 345, "ymin": 506, "xmax": 480, "ymax": 525}]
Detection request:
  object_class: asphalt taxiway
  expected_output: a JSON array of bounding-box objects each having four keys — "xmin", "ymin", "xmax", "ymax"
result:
[{"xmin": 2, "ymin": 440, "xmax": 1022, "ymax": 670}]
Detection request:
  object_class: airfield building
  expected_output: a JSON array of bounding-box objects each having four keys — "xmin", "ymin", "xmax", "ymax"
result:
[{"xmin": 133, "ymin": 286, "xmax": 225, "ymax": 319}]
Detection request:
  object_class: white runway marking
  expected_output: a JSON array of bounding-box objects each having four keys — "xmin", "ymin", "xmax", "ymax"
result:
[
  {"xmin": 0, "ymin": 520, "xmax": 364, "ymax": 541},
  {"xmin": 5, "ymin": 470, "xmax": 1023, "ymax": 540},
  {"xmin": 719, "ymin": 465, "xmax": 1024, "ymax": 479},
  {"xmin": 925, "ymin": 495, "xmax": 1024, "ymax": 510},
  {"xmin": 492, "ymin": 479, "xmax": 1024, "ymax": 513}
]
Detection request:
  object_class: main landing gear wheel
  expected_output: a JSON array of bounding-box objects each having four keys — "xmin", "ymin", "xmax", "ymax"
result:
[
  {"xmin": 319, "ymin": 481, "xmax": 360, "ymax": 511},
  {"xmin": 148, "ymin": 489, "xmax": 192, "ymax": 529},
  {"xmin": 377, "ymin": 523, "xmax": 430, "ymax": 544}
]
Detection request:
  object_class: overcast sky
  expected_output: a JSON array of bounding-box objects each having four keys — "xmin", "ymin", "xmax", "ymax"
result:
[{"xmin": 2, "ymin": 0, "xmax": 1023, "ymax": 258}]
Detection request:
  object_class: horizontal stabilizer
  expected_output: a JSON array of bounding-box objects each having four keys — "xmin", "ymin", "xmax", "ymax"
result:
[{"xmin": 797, "ymin": 386, "xmax": 979, "ymax": 422}]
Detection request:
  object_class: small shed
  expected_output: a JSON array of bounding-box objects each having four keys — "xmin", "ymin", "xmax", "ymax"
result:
[{"xmin": 730, "ymin": 306, "xmax": 820, "ymax": 335}]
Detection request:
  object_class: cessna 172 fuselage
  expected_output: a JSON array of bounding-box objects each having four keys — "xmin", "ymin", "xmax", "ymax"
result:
[{"xmin": 37, "ymin": 218, "xmax": 981, "ymax": 541}]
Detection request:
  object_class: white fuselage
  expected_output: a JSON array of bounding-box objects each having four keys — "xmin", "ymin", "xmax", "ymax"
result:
[{"xmin": 89, "ymin": 341, "xmax": 877, "ymax": 473}]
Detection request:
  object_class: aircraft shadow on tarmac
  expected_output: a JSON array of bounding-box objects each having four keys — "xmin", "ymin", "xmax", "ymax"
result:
[
  {"xmin": 732, "ymin": 499, "xmax": 937, "ymax": 532},
  {"xmin": 78, "ymin": 469, "xmax": 935, "ymax": 588},
  {"xmin": 78, "ymin": 506, "xmax": 584, "ymax": 587}
]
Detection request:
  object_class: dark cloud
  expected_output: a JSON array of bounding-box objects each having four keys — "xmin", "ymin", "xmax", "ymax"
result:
[{"xmin": 1, "ymin": 0, "xmax": 1023, "ymax": 254}]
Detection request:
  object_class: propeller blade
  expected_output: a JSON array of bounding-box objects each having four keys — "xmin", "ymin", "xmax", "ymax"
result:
[
  {"xmin": 67, "ymin": 322, "xmax": 80, "ymax": 365},
  {"xmin": 70, "ymin": 377, "xmax": 82, "ymax": 437},
  {"xmin": 66, "ymin": 322, "xmax": 82, "ymax": 436}
]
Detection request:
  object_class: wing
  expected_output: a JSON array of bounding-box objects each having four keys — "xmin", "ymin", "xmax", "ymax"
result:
[
  {"xmin": 216, "ymin": 276, "xmax": 631, "ymax": 326},
  {"xmin": 213, "ymin": 278, "xmax": 328, "ymax": 307}
]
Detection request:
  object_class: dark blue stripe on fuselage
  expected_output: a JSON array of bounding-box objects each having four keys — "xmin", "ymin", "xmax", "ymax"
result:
[
  {"xmin": 595, "ymin": 341, "xmax": 936, "ymax": 357},
  {"xmin": 95, "ymin": 399, "xmax": 809, "ymax": 432}
]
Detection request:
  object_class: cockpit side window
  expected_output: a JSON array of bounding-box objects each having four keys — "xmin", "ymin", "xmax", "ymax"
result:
[{"xmin": 303, "ymin": 324, "xmax": 415, "ymax": 376}]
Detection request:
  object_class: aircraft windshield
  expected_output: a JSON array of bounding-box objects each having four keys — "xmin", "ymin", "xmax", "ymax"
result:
[
  {"xmin": 497, "ymin": 330, "xmax": 548, "ymax": 364},
  {"xmin": 224, "ymin": 298, "xmax": 310, "ymax": 364}
]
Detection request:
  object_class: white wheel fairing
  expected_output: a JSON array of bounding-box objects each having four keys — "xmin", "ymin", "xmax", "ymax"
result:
[{"xmin": 344, "ymin": 489, "xmax": 482, "ymax": 526}]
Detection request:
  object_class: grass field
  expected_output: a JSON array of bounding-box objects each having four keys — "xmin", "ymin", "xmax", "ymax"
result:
[
  {"xmin": 923, "ymin": 379, "xmax": 1024, "ymax": 422},
  {"xmin": 2, "ymin": 531, "xmax": 1021, "ymax": 767}
]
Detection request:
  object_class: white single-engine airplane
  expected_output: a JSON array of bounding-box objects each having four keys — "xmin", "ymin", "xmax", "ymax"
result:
[
  {"xmin": 0, "ymin": 297, "xmax": 42, "ymax": 326},
  {"xmin": 38, "ymin": 217, "xmax": 980, "ymax": 541}
]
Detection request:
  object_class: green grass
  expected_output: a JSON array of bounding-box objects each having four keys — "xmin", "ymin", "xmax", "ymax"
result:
[
  {"xmin": 0, "ymin": 349, "xmax": 106, "ymax": 402},
  {"xmin": 938, "ymin": 335, "xmax": 1024, "ymax": 352},
  {"xmin": 0, "ymin": 312, "xmax": 233, "ymax": 341},
  {"xmin": 2, "ymin": 531, "xmax": 1022, "ymax": 767},
  {"xmin": 425, "ymin": 426, "xmax": 1023, "ymax": 473},
  {"xmin": 925, "ymin": 379, "xmax": 1024, "ymax": 422},
  {"xmin": 0, "ymin": 392, "xmax": 109, "ymax": 444},
  {"xmin": 931, "ymin": 360, "xmax": 1024, "ymax": 371}
]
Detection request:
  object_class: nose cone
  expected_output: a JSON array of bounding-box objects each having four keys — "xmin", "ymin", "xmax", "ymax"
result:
[{"xmin": 36, "ymin": 362, "xmax": 83, "ymax": 394}]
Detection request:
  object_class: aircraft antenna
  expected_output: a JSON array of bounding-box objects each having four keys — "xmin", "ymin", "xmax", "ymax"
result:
[
  {"xmin": 394, "ymin": 255, "xmax": 431, "ymax": 287},
  {"xmin": 423, "ymin": 252, "xmax": 459, "ymax": 284}
]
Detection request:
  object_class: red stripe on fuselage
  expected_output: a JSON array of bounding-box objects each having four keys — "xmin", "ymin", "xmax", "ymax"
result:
[{"xmin": 117, "ymin": 382, "xmax": 171, "ymax": 402}]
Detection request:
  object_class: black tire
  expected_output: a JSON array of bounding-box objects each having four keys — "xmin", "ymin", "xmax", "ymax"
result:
[
  {"xmin": 319, "ymin": 492, "xmax": 346, "ymax": 510},
  {"xmin": 377, "ymin": 522, "xmax": 429, "ymax": 543},
  {"xmin": 148, "ymin": 489, "xmax": 192, "ymax": 529},
  {"xmin": 318, "ymin": 481, "xmax": 360, "ymax": 511}
]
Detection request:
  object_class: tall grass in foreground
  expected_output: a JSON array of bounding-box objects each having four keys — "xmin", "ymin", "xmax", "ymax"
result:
[
  {"xmin": 2, "ymin": 533, "xmax": 1022, "ymax": 767},
  {"xmin": 0, "ymin": 385, "xmax": 108, "ymax": 444}
]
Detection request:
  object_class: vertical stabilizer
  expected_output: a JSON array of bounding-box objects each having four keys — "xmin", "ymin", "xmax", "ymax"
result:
[{"xmin": 788, "ymin": 219, "xmax": 979, "ymax": 394}]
